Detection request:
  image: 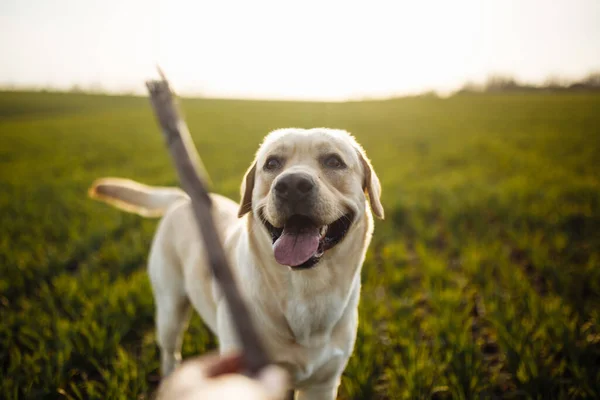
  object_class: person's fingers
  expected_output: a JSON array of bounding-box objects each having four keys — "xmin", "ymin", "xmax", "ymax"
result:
[
  {"xmin": 258, "ymin": 365, "xmax": 290, "ymax": 399},
  {"xmin": 189, "ymin": 374, "xmax": 283, "ymax": 400},
  {"xmin": 156, "ymin": 354, "xmax": 290, "ymax": 400}
]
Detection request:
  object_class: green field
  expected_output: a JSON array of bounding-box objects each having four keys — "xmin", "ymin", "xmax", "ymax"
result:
[{"xmin": 1, "ymin": 91, "xmax": 599, "ymax": 399}]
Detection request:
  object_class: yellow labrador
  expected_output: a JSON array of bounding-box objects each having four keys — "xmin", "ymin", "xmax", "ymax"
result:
[{"xmin": 89, "ymin": 128, "xmax": 383, "ymax": 399}]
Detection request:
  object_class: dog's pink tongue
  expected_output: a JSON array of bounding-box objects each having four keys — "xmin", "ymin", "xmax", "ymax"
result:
[{"xmin": 273, "ymin": 228, "xmax": 320, "ymax": 267}]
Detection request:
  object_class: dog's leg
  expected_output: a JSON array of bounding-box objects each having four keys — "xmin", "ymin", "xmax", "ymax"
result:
[
  {"xmin": 215, "ymin": 301, "xmax": 241, "ymax": 353},
  {"xmin": 149, "ymin": 225, "xmax": 192, "ymax": 377},
  {"xmin": 295, "ymin": 382, "xmax": 339, "ymax": 400},
  {"xmin": 156, "ymin": 294, "xmax": 192, "ymax": 376},
  {"xmin": 296, "ymin": 362, "xmax": 345, "ymax": 400}
]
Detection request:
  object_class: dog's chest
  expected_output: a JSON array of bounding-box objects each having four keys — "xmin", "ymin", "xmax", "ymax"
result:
[{"xmin": 284, "ymin": 289, "xmax": 345, "ymax": 347}]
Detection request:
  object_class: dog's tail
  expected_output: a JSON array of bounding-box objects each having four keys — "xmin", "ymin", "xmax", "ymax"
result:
[{"xmin": 88, "ymin": 178, "xmax": 188, "ymax": 218}]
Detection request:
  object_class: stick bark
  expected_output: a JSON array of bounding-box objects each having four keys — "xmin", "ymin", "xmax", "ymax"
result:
[{"xmin": 145, "ymin": 70, "xmax": 269, "ymax": 375}]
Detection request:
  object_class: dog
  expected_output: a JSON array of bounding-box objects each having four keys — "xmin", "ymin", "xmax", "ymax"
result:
[{"xmin": 89, "ymin": 128, "xmax": 384, "ymax": 399}]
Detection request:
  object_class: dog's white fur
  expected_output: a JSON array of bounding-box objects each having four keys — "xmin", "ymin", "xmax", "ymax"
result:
[{"xmin": 89, "ymin": 128, "xmax": 383, "ymax": 399}]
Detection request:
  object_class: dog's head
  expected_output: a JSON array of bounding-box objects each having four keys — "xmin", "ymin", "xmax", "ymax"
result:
[{"xmin": 238, "ymin": 128, "xmax": 384, "ymax": 270}]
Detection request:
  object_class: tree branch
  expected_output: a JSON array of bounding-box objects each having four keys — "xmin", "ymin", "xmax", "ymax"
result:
[{"xmin": 145, "ymin": 69, "xmax": 269, "ymax": 375}]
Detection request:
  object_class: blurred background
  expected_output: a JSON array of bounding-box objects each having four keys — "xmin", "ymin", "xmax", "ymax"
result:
[{"xmin": 1, "ymin": 1, "xmax": 599, "ymax": 399}]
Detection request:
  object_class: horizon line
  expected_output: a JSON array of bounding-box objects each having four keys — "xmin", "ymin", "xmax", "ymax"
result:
[{"xmin": 1, "ymin": 70, "xmax": 599, "ymax": 103}]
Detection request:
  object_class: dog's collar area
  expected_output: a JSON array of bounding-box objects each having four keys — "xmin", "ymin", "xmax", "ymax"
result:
[{"xmin": 259, "ymin": 211, "xmax": 355, "ymax": 270}]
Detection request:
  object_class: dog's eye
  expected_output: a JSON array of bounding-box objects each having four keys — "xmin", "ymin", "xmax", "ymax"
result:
[
  {"xmin": 323, "ymin": 154, "xmax": 346, "ymax": 169},
  {"xmin": 264, "ymin": 157, "xmax": 282, "ymax": 171}
]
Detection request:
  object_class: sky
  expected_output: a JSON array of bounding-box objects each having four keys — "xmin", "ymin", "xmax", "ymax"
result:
[{"xmin": 0, "ymin": 0, "xmax": 599, "ymax": 100}]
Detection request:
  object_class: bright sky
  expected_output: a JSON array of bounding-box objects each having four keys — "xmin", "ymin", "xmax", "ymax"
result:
[{"xmin": 1, "ymin": 0, "xmax": 599, "ymax": 100}]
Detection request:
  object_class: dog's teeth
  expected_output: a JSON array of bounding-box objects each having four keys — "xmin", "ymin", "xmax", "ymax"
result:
[{"xmin": 320, "ymin": 226, "xmax": 327, "ymax": 238}]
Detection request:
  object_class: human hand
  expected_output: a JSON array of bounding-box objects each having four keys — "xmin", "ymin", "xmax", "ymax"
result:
[{"xmin": 156, "ymin": 353, "xmax": 289, "ymax": 400}]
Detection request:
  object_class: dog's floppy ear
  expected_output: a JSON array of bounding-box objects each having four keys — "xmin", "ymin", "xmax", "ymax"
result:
[
  {"xmin": 357, "ymin": 150, "xmax": 384, "ymax": 219},
  {"xmin": 238, "ymin": 162, "xmax": 257, "ymax": 217}
]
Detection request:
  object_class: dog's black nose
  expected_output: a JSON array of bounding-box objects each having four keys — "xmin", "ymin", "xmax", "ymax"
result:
[{"xmin": 274, "ymin": 173, "xmax": 315, "ymax": 203}]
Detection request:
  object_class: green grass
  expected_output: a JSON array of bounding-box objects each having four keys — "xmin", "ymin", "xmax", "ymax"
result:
[{"xmin": 1, "ymin": 90, "xmax": 599, "ymax": 399}]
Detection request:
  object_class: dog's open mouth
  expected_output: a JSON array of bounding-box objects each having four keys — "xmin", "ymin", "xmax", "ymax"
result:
[{"xmin": 261, "ymin": 212, "xmax": 354, "ymax": 269}]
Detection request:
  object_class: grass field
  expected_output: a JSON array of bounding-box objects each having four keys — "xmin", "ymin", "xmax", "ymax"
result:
[{"xmin": 1, "ymin": 90, "xmax": 599, "ymax": 399}]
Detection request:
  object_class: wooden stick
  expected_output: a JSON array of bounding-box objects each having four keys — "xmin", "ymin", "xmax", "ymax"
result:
[{"xmin": 145, "ymin": 69, "xmax": 269, "ymax": 375}]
